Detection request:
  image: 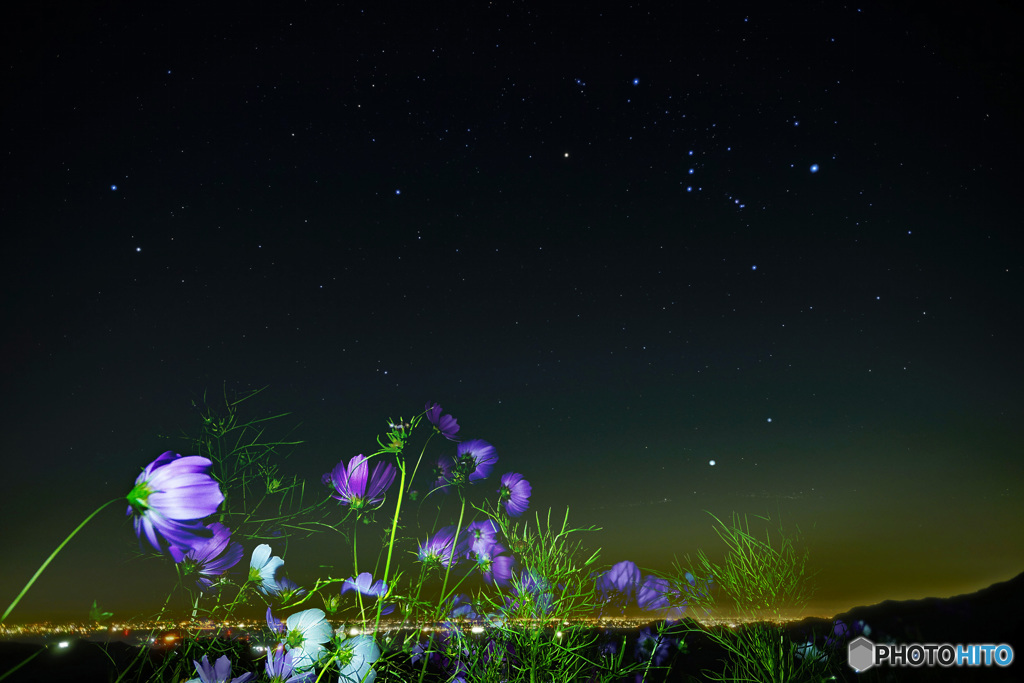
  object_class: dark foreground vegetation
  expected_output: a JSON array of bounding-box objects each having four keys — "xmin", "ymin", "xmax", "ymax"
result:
[{"xmin": 4, "ymin": 577, "xmax": 1021, "ymax": 683}]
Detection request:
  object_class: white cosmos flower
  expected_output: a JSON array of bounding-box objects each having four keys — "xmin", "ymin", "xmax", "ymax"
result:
[
  {"xmin": 249, "ymin": 544, "xmax": 285, "ymax": 595},
  {"xmin": 336, "ymin": 633, "xmax": 381, "ymax": 683},
  {"xmin": 283, "ymin": 608, "xmax": 332, "ymax": 671}
]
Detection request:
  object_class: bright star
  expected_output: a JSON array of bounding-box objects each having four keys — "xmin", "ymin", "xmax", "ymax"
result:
[{"xmin": 810, "ymin": 164, "xmax": 819, "ymax": 173}]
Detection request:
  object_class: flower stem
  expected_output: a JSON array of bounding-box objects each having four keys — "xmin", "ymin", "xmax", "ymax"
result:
[
  {"xmin": 439, "ymin": 494, "xmax": 467, "ymax": 610},
  {"xmin": 352, "ymin": 522, "xmax": 366, "ymax": 621},
  {"xmin": 2, "ymin": 498, "xmax": 121, "ymax": 623},
  {"xmin": 406, "ymin": 430, "xmax": 434, "ymax": 493},
  {"xmin": 375, "ymin": 458, "xmax": 406, "ymax": 631}
]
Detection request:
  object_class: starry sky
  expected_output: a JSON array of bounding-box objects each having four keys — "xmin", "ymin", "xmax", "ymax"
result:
[{"xmin": 2, "ymin": 2, "xmax": 1022, "ymax": 623}]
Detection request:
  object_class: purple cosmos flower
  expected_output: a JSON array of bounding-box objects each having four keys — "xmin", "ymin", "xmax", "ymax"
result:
[
  {"xmin": 440, "ymin": 439, "xmax": 498, "ymax": 489},
  {"xmin": 459, "ymin": 439, "xmax": 497, "ymax": 482},
  {"xmin": 277, "ymin": 575, "xmax": 307, "ymax": 602},
  {"xmin": 249, "ymin": 544, "xmax": 284, "ymax": 596},
  {"xmin": 425, "ymin": 401, "xmax": 461, "ymax": 441},
  {"xmin": 597, "ymin": 560, "xmax": 642, "ymax": 614},
  {"xmin": 431, "ymin": 455, "xmax": 455, "ymax": 493},
  {"xmin": 264, "ymin": 647, "xmax": 315, "ymax": 683},
  {"xmin": 410, "ymin": 635, "xmax": 469, "ymax": 683},
  {"xmin": 170, "ymin": 523, "xmax": 244, "ymax": 591},
  {"xmin": 126, "ymin": 451, "xmax": 224, "ymax": 553},
  {"xmin": 599, "ymin": 637, "xmax": 620, "ymax": 660},
  {"xmin": 598, "ymin": 560, "xmax": 642, "ymax": 600},
  {"xmin": 461, "ymin": 519, "xmax": 500, "ymax": 559},
  {"xmin": 448, "ymin": 594, "xmax": 479, "ymax": 620},
  {"xmin": 341, "ymin": 571, "xmax": 395, "ymax": 614},
  {"xmin": 637, "ymin": 575, "xmax": 670, "ymax": 611},
  {"xmin": 341, "ymin": 571, "xmax": 388, "ymax": 598},
  {"xmin": 410, "ymin": 626, "xmax": 475, "ymax": 681},
  {"xmin": 187, "ymin": 653, "xmax": 254, "ymax": 683},
  {"xmin": 634, "ymin": 624, "xmax": 679, "ymax": 667},
  {"xmin": 327, "ymin": 454, "xmax": 396, "ymax": 511},
  {"xmin": 267, "ymin": 607, "xmax": 286, "ymax": 636},
  {"xmin": 509, "ymin": 570, "xmax": 556, "ymax": 617},
  {"xmin": 471, "ymin": 542, "xmax": 513, "ymax": 586},
  {"xmin": 417, "ymin": 525, "xmax": 459, "ymax": 569},
  {"xmin": 824, "ymin": 619, "xmax": 858, "ymax": 648},
  {"xmin": 497, "ymin": 472, "xmax": 531, "ymax": 517}
]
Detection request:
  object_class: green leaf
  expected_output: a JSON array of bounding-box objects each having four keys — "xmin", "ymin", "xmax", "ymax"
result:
[{"xmin": 89, "ymin": 599, "xmax": 113, "ymax": 622}]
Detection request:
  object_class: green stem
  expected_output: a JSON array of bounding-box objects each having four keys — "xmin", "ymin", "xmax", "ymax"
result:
[
  {"xmin": 0, "ymin": 645, "xmax": 44, "ymax": 682},
  {"xmin": 406, "ymin": 430, "xmax": 435, "ymax": 493},
  {"xmin": 439, "ymin": 494, "xmax": 467, "ymax": 610},
  {"xmin": 352, "ymin": 522, "xmax": 366, "ymax": 622},
  {"xmin": 2, "ymin": 498, "xmax": 120, "ymax": 623},
  {"xmin": 375, "ymin": 458, "xmax": 406, "ymax": 631},
  {"xmin": 352, "ymin": 519, "xmax": 359, "ymax": 577}
]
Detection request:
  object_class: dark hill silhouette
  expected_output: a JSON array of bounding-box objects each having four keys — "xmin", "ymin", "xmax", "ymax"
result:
[
  {"xmin": 833, "ymin": 570, "xmax": 1024, "ymax": 643},
  {"xmin": 773, "ymin": 571, "xmax": 1024, "ymax": 682}
]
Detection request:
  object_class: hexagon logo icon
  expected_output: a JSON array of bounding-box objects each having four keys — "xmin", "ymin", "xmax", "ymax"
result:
[{"xmin": 848, "ymin": 636, "xmax": 875, "ymax": 671}]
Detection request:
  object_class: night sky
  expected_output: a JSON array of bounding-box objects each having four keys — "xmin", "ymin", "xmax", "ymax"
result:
[{"xmin": 2, "ymin": 2, "xmax": 1022, "ymax": 623}]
